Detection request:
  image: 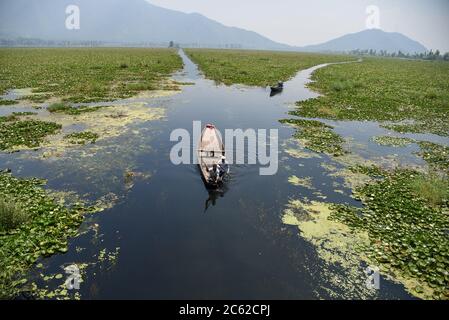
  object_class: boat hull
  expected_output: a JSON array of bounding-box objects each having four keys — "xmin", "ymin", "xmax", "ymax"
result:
[{"xmin": 197, "ymin": 124, "xmax": 226, "ymax": 187}]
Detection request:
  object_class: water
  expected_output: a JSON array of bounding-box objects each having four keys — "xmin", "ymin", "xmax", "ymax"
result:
[{"xmin": 3, "ymin": 50, "xmax": 436, "ymax": 299}]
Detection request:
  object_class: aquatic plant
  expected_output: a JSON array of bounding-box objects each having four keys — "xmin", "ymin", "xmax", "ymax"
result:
[
  {"xmin": 288, "ymin": 175, "xmax": 314, "ymax": 189},
  {"xmin": 410, "ymin": 174, "xmax": 449, "ymax": 207},
  {"xmin": 0, "ymin": 119, "xmax": 61, "ymax": 150},
  {"xmin": 292, "ymin": 58, "xmax": 449, "ymax": 136},
  {"xmin": 47, "ymin": 103, "xmax": 105, "ymax": 115},
  {"xmin": 372, "ymin": 136, "xmax": 415, "ymax": 147},
  {"xmin": 0, "ymin": 115, "xmax": 18, "ymax": 123},
  {"xmin": 280, "ymin": 119, "xmax": 346, "ymax": 156},
  {"xmin": 20, "ymin": 94, "xmax": 52, "ymax": 104},
  {"xmin": 282, "ymin": 199, "xmax": 376, "ymax": 299},
  {"xmin": 0, "ymin": 48, "xmax": 183, "ymax": 103},
  {"xmin": 0, "ymin": 198, "xmax": 28, "ymax": 232},
  {"xmin": 0, "ymin": 100, "xmax": 18, "ymax": 106},
  {"xmin": 0, "ymin": 172, "xmax": 97, "ymax": 298},
  {"xmin": 330, "ymin": 167, "xmax": 449, "ymax": 299},
  {"xmin": 417, "ymin": 141, "xmax": 449, "ymax": 174},
  {"xmin": 64, "ymin": 131, "xmax": 99, "ymax": 145},
  {"xmin": 185, "ymin": 49, "xmax": 353, "ymax": 86},
  {"xmin": 12, "ymin": 112, "xmax": 38, "ymax": 116}
]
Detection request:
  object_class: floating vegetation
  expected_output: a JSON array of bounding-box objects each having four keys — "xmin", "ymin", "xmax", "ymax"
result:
[
  {"xmin": 28, "ymin": 262, "xmax": 90, "ymax": 300},
  {"xmin": 124, "ymin": 170, "xmax": 151, "ymax": 191},
  {"xmin": 12, "ymin": 111, "xmax": 38, "ymax": 116},
  {"xmin": 283, "ymin": 139, "xmax": 321, "ymax": 159},
  {"xmin": 282, "ymin": 199, "xmax": 375, "ymax": 299},
  {"xmin": 291, "ymin": 58, "xmax": 449, "ymax": 136},
  {"xmin": 280, "ymin": 119, "xmax": 347, "ymax": 156},
  {"xmin": 0, "ymin": 119, "xmax": 61, "ymax": 151},
  {"xmin": 47, "ymin": 103, "xmax": 105, "ymax": 115},
  {"xmin": 185, "ymin": 49, "xmax": 353, "ymax": 86},
  {"xmin": 0, "ymin": 199, "xmax": 28, "ymax": 233},
  {"xmin": 383, "ymin": 119, "xmax": 449, "ymax": 138},
  {"xmin": 373, "ymin": 136, "xmax": 416, "ymax": 147},
  {"xmin": 410, "ymin": 174, "xmax": 449, "ymax": 208},
  {"xmin": 330, "ymin": 167, "xmax": 449, "ymax": 299},
  {"xmin": 417, "ymin": 141, "xmax": 449, "ymax": 174},
  {"xmin": 288, "ymin": 175, "xmax": 314, "ymax": 189},
  {"xmin": 21, "ymin": 94, "xmax": 53, "ymax": 104},
  {"xmin": 0, "ymin": 114, "xmax": 18, "ymax": 123},
  {"xmin": 64, "ymin": 131, "xmax": 99, "ymax": 145},
  {"xmin": 0, "ymin": 172, "xmax": 98, "ymax": 298},
  {"xmin": 97, "ymin": 247, "xmax": 121, "ymax": 270},
  {"xmin": 1, "ymin": 101, "xmax": 167, "ymax": 155},
  {"xmin": 0, "ymin": 100, "xmax": 18, "ymax": 106},
  {"xmin": 35, "ymin": 102, "xmax": 165, "ymax": 157},
  {"xmin": 0, "ymin": 48, "xmax": 183, "ymax": 103}
]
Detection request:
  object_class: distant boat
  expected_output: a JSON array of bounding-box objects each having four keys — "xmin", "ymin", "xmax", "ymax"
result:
[
  {"xmin": 270, "ymin": 81, "xmax": 284, "ymax": 96},
  {"xmin": 197, "ymin": 124, "xmax": 227, "ymax": 187}
]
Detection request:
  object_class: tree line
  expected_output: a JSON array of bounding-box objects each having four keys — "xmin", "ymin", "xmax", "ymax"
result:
[{"xmin": 348, "ymin": 49, "xmax": 449, "ymax": 61}]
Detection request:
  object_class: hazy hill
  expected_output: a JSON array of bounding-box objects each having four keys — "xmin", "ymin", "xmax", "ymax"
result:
[
  {"xmin": 299, "ymin": 29, "xmax": 427, "ymax": 54},
  {"xmin": 0, "ymin": 1, "xmax": 427, "ymax": 54},
  {"xmin": 0, "ymin": 0, "xmax": 291, "ymax": 49}
]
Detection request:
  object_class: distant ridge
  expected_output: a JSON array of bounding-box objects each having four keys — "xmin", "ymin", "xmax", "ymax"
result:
[
  {"xmin": 0, "ymin": 0, "xmax": 291, "ymax": 50},
  {"xmin": 0, "ymin": 0, "xmax": 428, "ymax": 54},
  {"xmin": 299, "ymin": 29, "xmax": 427, "ymax": 54}
]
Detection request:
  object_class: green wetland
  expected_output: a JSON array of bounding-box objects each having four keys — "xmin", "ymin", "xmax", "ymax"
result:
[{"xmin": 0, "ymin": 48, "xmax": 448, "ymax": 300}]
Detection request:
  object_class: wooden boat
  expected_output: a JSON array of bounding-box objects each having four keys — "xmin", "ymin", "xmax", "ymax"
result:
[
  {"xmin": 269, "ymin": 82, "xmax": 284, "ymax": 97},
  {"xmin": 270, "ymin": 81, "xmax": 284, "ymax": 93},
  {"xmin": 197, "ymin": 124, "xmax": 226, "ymax": 187}
]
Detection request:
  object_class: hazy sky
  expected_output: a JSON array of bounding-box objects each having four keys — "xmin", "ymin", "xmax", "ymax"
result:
[{"xmin": 147, "ymin": 0, "xmax": 449, "ymax": 52}]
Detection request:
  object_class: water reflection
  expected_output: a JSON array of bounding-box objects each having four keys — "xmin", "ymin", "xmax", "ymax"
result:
[
  {"xmin": 204, "ymin": 186, "xmax": 227, "ymax": 213},
  {"xmin": 3, "ymin": 49, "xmax": 426, "ymax": 299},
  {"xmin": 269, "ymin": 89, "xmax": 283, "ymax": 97}
]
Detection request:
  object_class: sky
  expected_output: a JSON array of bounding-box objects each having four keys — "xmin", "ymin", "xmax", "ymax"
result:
[{"xmin": 147, "ymin": 0, "xmax": 449, "ymax": 52}]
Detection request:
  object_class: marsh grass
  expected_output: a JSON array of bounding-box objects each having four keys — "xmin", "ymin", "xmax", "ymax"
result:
[
  {"xmin": 0, "ymin": 173, "xmax": 95, "ymax": 298},
  {"xmin": 330, "ymin": 79, "xmax": 364, "ymax": 92},
  {"xmin": 185, "ymin": 49, "xmax": 353, "ymax": 86},
  {"xmin": 0, "ymin": 48, "xmax": 182, "ymax": 103},
  {"xmin": 372, "ymin": 136, "xmax": 415, "ymax": 147},
  {"xmin": 0, "ymin": 100, "xmax": 18, "ymax": 106},
  {"xmin": 0, "ymin": 115, "xmax": 18, "ymax": 123},
  {"xmin": 294, "ymin": 58, "xmax": 449, "ymax": 136},
  {"xmin": 47, "ymin": 103, "xmax": 71, "ymax": 113},
  {"xmin": 47, "ymin": 103, "xmax": 104, "ymax": 115},
  {"xmin": 12, "ymin": 112, "xmax": 37, "ymax": 116},
  {"xmin": 417, "ymin": 141, "xmax": 449, "ymax": 174},
  {"xmin": 64, "ymin": 131, "xmax": 99, "ymax": 145},
  {"xmin": 411, "ymin": 174, "xmax": 448, "ymax": 207},
  {"xmin": 0, "ymin": 198, "xmax": 28, "ymax": 232},
  {"xmin": 331, "ymin": 167, "xmax": 449, "ymax": 299},
  {"xmin": 0, "ymin": 119, "xmax": 61, "ymax": 150},
  {"xmin": 280, "ymin": 118, "xmax": 346, "ymax": 156}
]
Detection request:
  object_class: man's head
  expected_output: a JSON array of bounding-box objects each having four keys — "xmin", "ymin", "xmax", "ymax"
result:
[{"xmin": 221, "ymin": 156, "xmax": 226, "ymax": 163}]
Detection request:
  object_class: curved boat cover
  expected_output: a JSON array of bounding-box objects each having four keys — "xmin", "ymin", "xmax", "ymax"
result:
[{"xmin": 197, "ymin": 124, "xmax": 225, "ymax": 185}]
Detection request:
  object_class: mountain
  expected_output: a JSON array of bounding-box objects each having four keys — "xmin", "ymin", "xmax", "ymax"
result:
[
  {"xmin": 299, "ymin": 29, "xmax": 427, "ymax": 54},
  {"xmin": 0, "ymin": 0, "xmax": 291, "ymax": 50},
  {"xmin": 0, "ymin": 1, "xmax": 428, "ymax": 53}
]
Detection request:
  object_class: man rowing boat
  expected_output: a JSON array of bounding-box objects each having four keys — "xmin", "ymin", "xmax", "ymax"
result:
[{"xmin": 217, "ymin": 156, "xmax": 229, "ymax": 178}]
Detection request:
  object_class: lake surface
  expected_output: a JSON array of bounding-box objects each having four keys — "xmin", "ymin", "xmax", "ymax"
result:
[{"xmin": 3, "ymin": 50, "xmax": 437, "ymax": 299}]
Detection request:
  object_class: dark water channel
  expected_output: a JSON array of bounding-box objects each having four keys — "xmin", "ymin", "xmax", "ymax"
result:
[{"xmin": 1, "ymin": 50, "xmax": 428, "ymax": 299}]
